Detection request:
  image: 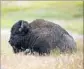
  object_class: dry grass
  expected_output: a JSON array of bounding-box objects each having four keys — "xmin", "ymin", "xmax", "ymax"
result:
[
  {"xmin": 1, "ymin": 33, "xmax": 83, "ymax": 69},
  {"xmin": 1, "ymin": 52, "xmax": 83, "ymax": 69}
]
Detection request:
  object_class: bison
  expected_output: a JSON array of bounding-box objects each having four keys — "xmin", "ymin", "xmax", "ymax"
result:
[{"xmin": 9, "ymin": 19, "xmax": 76, "ymax": 55}]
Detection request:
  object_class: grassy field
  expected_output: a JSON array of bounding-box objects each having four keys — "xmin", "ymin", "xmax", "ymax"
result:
[
  {"xmin": 63, "ymin": 19, "xmax": 83, "ymax": 34},
  {"xmin": 2, "ymin": 1, "xmax": 83, "ymax": 18},
  {"xmin": 1, "ymin": 2, "xmax": 83, "ymax": 25},
  {"xmin": 1, "ymin": 1, "xmax": 83, "ymax": 34}
]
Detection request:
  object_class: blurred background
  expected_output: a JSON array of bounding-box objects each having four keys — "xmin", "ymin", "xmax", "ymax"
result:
[
  {"xmin": 1, "ymin": 1, "xmax": 83, "ymax": 69},
  {"xmin": 1, "ymin": 1, "xmax": 83, "ymax": 34}
]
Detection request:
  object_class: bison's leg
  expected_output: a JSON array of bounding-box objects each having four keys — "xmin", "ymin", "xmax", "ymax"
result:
[
  {"xmin": 46, "ymin": 48, "xmax": 50, "ymax": 55},
  {"xmin": 30, "ymin": 48, "xmax": 35, "ymax": 55}
]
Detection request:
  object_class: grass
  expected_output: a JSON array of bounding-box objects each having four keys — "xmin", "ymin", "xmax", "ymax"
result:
[
  {"xmin": 1, "ymin": 1, "xmax": 83, "ymax": 28},
  {"xmin": 1, "ymin": 1, "xmax": 83, "ymax": 35},
  {"xmin": 1, "ymin": 52, "xmax": 83, "ymax": 69},
  {"xmin": 65, "ymin": 22, "xmax": 83, "ymax": 34},
  {"xmin": 63, "ymin": 19, "xmax": 83, "ymax": 34},
  {"xmin": 1, "ymin": 1, "xmax": 83, "ymax": 17},
  {"xmin": 1, "ymin": 29, "xmax": 83, "ymax": 69}
]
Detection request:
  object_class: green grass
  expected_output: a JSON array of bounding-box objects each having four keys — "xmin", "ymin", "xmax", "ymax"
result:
[
  {"xmin": 1, "ymin": 1, "xmax": 83, "ymax": 18},
  {"xmin": 64, "ymin": 19, "xmax": 83, "ymax": 34},
  {"xmin": 1, "ymin": 1, "xmax": 83, "ymax": 34},
  {"xmin": 2, "ymin": 1, "xmax": 83, "ymax": 19},
  {"xmin": 2, "ymin": 1, "xmax": 83, "ymax": 16}
]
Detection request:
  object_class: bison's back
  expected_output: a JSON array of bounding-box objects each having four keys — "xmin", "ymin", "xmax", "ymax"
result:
[
  {"xmin": 29, "ymin": 19, "xmax": 76, "ymax": 53},
  {"xmin": 29, "ymin": 19, "xmax": 56, "ymax": 29}
]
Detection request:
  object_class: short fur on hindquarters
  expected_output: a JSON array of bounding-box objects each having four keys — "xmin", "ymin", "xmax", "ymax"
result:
[{"xmin": 9, "ymin": 19, "xmax": 76, "ymax": 55}]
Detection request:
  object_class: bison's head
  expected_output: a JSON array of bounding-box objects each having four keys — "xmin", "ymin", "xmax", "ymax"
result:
[
  {"xmin": 11, "ymin": 20, "xmax": 30, "ymax": 36},
  {"xmin": 9, "ymin": 20, "xmax": 30, "ymax": 53}
]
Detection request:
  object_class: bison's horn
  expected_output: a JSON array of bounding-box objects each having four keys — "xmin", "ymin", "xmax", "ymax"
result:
[
  {"xmin": 19, "ymin": 20, "xmax": 24, "ymax": 32},
  {"xmin": 21, "ymin": 21, "xmax": 24, "ymax": 28}
]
